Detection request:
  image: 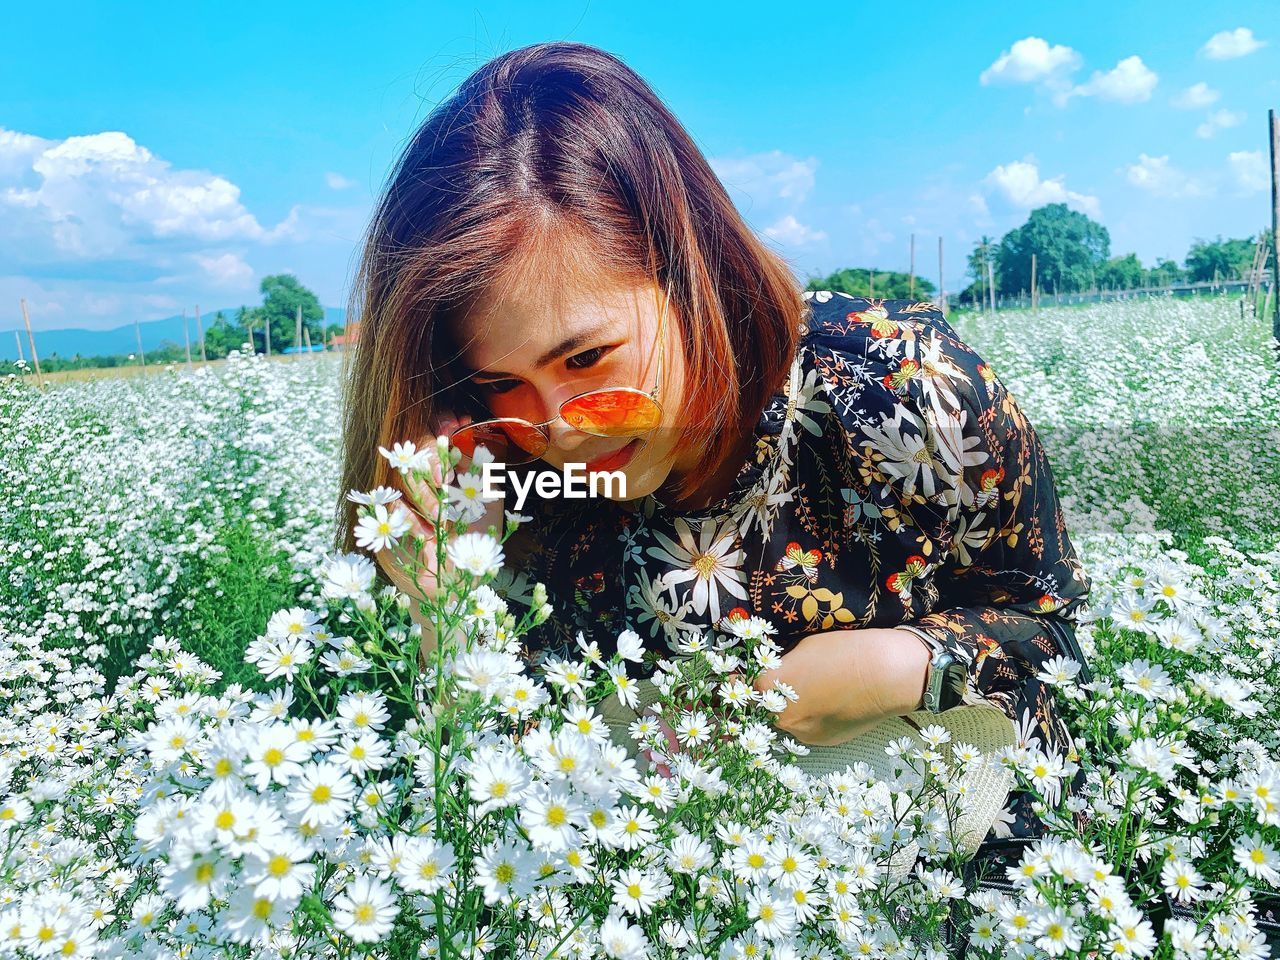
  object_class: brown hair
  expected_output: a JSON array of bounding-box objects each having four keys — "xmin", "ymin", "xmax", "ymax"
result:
[{"xmin": 335, "ymin": 40, "xmax": 804, "ymax": 554}]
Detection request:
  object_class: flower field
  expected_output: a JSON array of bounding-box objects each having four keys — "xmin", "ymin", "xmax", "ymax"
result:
[{"xmin": 2, "ymin": 295, "xmax": 1280, "ymax": 959}]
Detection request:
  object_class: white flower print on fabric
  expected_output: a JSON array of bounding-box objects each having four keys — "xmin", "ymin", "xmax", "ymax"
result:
[{"xmin": 646, "ymin": 517, "xmax": 749, "ymax": 624}]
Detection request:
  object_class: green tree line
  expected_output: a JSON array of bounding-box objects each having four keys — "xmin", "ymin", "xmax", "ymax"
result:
[
  {"xmin": 960, "ymin": 204, "xmax": 1274, "ymax": 305},
  {"xmin": 4, "ymin": 274, "xmax": 346, "ymax": 374}
]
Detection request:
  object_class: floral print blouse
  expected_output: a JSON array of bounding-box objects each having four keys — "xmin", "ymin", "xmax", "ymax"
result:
[{"xmin": 499, "ymin": 291, "xmax": 1093, "ymax": 844}]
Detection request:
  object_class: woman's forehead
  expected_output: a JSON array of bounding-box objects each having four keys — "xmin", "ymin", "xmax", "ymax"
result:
[{"xmin": 452, "ymin": 282, "xmax": 654, "ymax": 369}]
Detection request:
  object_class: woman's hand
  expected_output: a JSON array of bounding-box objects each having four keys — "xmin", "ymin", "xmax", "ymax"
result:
[
  {"xmin": 372, "ymin": 412, "xmax": 506, "ymax": 649},
  {"xmin": 638, "ymin": 709, "xmax": 681, "ymax": 779},
  {"xmin": 733, "ymin": 627, "xmax": 932, "ymax": 747}
]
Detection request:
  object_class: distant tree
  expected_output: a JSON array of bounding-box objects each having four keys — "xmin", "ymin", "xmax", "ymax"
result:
[
  {"xmin": 1184, "ymin": 236, "xmax": 1257, "ymax": 282},
  {"xmin": 997, "ymin": 203, "xmax": 1110, "ymax": 295},
  {"xmin": 246, "ymin": 274, "xmax": 324, "ymax": 353},
  {"xmin": 1097, "ymin": 253, "xmax": 1146, "ymax": 291},
  {"xmin": 804, "ymin": 268, "xmax": 935, "ymax": 301},
  {"xmin": 960, "ymin": 236, "xmax": 1000, "ymax": 306},
  {"xmin": 1146, "ymin": 257, "xmax": 1186, "ymax": 287},
  {"xmin": 203, "ymin": 310, "xmax": 248, "ymax": 360}
]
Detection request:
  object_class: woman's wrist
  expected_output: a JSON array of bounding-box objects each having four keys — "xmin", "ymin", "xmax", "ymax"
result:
[{"xmin": 869, "ymin": 627, "xmax": 934, "ymax": 716}]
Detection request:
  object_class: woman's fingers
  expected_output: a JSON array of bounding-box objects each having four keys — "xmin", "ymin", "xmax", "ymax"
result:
[{"xmin": 638, "ymin": 708, "xmax": 681, "ymax": 779}]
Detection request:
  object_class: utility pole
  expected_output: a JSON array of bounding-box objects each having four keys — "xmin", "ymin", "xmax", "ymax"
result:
[
  {"xmin": 14, "ymin": 330, "xmax": 24, "ymax": 363},
  {"xmin": 182, "ymin": 307, "xmax": 193, "ymax": 369},
  {"xmin": 265, "ymin": 316, "xmax": 272, "ymax": 358},
  {"xmin": 295, "ymin": 305, "xmax": 303, "ymax": 361},
  {"xmin": 1031, "ymin": 254, "xmax": 1038, "ymax": 314},
  {"xmin": 938, "ymin": 236, "xmax": 945, "ymax": 313},
  {"xmin": 909, "ymin": 234, "xmax": 916, "ymax": 300},
  {"xmin": 19, "ymin": 299, "xmax": 44, "ymax": 389},
  {"xmin": 987, "ymin": 253, "xmax": 996, "ymax": 314},
  {"xmin": 133, "ymin": 314, "xmax": 147, "ymax": 374},
  {"xmin": 1270, "ymin": 108, "xmax": 1280, "ymax": 343}
]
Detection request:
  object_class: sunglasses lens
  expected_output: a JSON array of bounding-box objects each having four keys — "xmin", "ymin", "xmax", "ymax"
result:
[
  {"xmin": 560, "ymin": 390, "xmax": 663, "ymax": 438},
  {"xmin": 451, "ymin": 420, "xmax": 548, "ymax": 464}
]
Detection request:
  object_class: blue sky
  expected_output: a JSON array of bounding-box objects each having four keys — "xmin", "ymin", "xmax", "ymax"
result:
[{"xmin": 2, "ymin": 1, "xmax": 1276, "ymax": 333}]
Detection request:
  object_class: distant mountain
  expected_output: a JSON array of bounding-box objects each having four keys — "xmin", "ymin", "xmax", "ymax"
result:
[{"xmin": 0, "ymin": 307, "xmax": 348, "ymax": 362}]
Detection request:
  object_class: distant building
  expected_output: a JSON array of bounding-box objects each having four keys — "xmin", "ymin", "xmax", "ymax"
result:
[{"xmin": 329, "ymin": 322, "xmax": 360, "ymax": 351}]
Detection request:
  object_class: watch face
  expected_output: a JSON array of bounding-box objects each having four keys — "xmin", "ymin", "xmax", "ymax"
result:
[{"xmin": 940, "ymin": 663, "xmax": 966, "ymax": 711}]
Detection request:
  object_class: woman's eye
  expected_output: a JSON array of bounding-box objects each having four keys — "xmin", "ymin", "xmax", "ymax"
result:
[
  {"xmin": 565, "ymin": 346, "xmax": 608, "ymax": 370},
  {"xmin": 476, "ymin": 378, "xmax": 520, "ymax": 395}
]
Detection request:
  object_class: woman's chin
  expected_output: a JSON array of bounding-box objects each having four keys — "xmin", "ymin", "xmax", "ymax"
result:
[{"xmin": 603, "ymin": 457, "xmax": 671, "ymax": 502}]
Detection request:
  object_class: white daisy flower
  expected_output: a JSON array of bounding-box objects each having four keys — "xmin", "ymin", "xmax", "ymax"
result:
[
  {"xmin": 446, "ymin": 532, "xmax": 505, "ymax": 577},
  {"xmin": 331, "ymin": 874, "xmax": 398, "ymax": 944}
]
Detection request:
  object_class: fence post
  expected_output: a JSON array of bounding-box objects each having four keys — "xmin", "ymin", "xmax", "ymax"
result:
[{"xmin": 195, "ymin": 304, "xmax": 207, "ymax": 364}]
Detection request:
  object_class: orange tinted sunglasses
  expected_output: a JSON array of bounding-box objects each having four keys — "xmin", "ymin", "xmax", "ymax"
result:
[{"xmin": 450, "ymin": 289, "xmax": 670, "ymax": 465}]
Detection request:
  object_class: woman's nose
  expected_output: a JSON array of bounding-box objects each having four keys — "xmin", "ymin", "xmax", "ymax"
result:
[{"xmin": 544, "ymin": 414, "xmax": 588, "ymax": 452}]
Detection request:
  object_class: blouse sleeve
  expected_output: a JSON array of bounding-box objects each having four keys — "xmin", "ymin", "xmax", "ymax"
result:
[{"xmin": 878, "ymin": 304, "xmax": 1094, "ymax": 701}]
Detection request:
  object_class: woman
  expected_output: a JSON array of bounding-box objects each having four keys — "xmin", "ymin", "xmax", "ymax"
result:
[{"xmin": 336, "ymin": 40, "xmax": 1092, "ymax": 845}]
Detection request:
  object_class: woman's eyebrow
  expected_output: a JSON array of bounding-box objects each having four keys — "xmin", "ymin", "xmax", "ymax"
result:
[{"xmin": 465, "ymin": 319, "xmax": 618, "ymax": 378}]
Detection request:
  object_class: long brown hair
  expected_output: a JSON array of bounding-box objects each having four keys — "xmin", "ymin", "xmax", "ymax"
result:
[{"xmin": 335, "ymin": 40, "xmax": 804, "ymax": 554}]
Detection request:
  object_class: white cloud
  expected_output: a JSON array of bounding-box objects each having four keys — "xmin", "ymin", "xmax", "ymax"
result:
[
  {"xmin": 1063, "ymin": 55, "xmax": 1158, "ymax": 106},
  {"xmin": 1171, "ymin": 82, "xmax": 1220, "ymax": 109},
  {"xmin": 710, "ymin": 150, "xmax": 819, "ymax": 205},
  {"xmin": 1228, "ymin": 150, "xmax": 1268, "ymax": 193},
  {"xmin": 967, "ymin": 192, "xmax": 993, "ymax": 225},
  {"xmin": 980, "ymin": 37, "xmax": 1081, "ymax": 85},
  {"xmin": 0, "ymin": 126, "xmax": 298, "ymax": 267},
  {"xmin": 325, "ymin": 171, "xmax": 356, "ymax": 190},
  {"xmin": 1195, "ymin": 109, "xmax": 1245, "ymax": 139},
  {"xmin": 981, "ymin": 159, "xmax": 1101, "ymax": 219},
  {"xmin": 1200, "ymin": 27, "xmax": 1266, "ymax": 60},
  {"xmin": 762, "ymin": 214, "xmax": 827, "ymax": 246},
  {"xmin": 194, "ymin": 252, "xmax": 255, "ymax": 288},
  {"xmin": 1122, "ymin": 154, "xmax": 1210, "ymax": 199}
]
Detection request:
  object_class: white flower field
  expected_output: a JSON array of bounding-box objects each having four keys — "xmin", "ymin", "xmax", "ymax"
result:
[{"xmin": 2, "ymin": 294, "xmax": 1280, "ymax": 959}]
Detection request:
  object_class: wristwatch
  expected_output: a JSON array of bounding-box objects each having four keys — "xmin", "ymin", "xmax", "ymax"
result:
[
  {"xmin": 899, "ymin": 625, "xmax": 967, "ymax": 713},
  {"xmin": 921, "ymin": 649, "xmax": 967, "ymax": 713}
]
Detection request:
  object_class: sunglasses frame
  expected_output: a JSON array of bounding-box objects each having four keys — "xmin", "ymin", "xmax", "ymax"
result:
[{"xmin": 450, "ymin": 287, "xmax": 671, "ymax": 465}]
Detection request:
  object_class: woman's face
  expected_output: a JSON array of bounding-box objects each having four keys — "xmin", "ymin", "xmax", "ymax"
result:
[{"xmin": 449, "ymin": 279, "xmax": 693, "ymax": 502}]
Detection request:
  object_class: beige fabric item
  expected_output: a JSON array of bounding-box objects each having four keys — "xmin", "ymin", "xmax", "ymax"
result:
[{"xmin": 597, "ymin": 677, "xmax": 1016, "ymax": 877}]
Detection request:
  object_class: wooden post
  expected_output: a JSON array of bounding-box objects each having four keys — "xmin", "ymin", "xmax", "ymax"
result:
[
  {"xmin": 303, "ymin": 326, "xmax": 313, "ymax": 354},
  {"xmin": 909, "ymin": 234, "xmax": 915, "ymax": 300},
  {"xmin": 195, "ymin": 304, "xmax": 206, "ymax": 364},
  {"xmin": 265, "ymin": 316, "xmax": 272, "ymax": 358},
  {"xmin": 294, "ymin": 305, "xmax": 302, "ymax": 362},
  {"xmin": 1031, "ymin": 253, "xmax": 1038, "ymax": 314},
  {"xmin": 1270, "ymin": 108, "xmax": 1280, "ymax": 342},
  {"xmin": 182, "ymin": 308, "xmax": 192, "ymax": 369},
  {"xmin": 937, "ymin": 236, "xmax": 945, "ymax": 313},
  {"xmin": 19, "ymin": 299, "xmax": 44, "ymax": 389}
]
